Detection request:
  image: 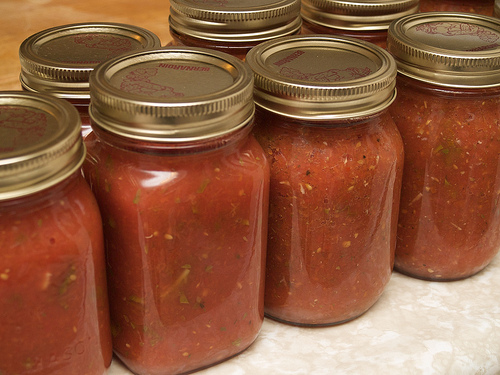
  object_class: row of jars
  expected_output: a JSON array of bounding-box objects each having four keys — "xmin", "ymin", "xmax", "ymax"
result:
[{"xmin": 2, "ymin": 2, "xmax": 500, "ymax": 375}]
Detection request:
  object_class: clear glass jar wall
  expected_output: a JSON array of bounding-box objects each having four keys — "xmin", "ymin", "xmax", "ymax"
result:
[
  {"xmin": 83, "ymin": 47, "xmax": 270, "ymax": 374},
  {"xmin": 387, "ymin": 12, "xmax": 500, "ymax": 280},
  {"xmin": 0, "ymin": 92, "xmax": 112, "ymax": 374},
  {"xmin": 246, "ymin": 35, "xmax": 404, "ymax": 326}
]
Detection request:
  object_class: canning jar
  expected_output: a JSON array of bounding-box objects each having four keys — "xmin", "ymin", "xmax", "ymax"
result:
[
  {"xmin": 19, "ymin": 22, "xmax": 161, "ymax": 137},
  {"xmin": 246, "ymin": 35, "xmax": 404, "ymax": 326},
  {"xmin": 300, "ymin": 0, "xmax": 419, "ymax": 49},
  {"xmin": 168, "ymin": 0, "xmax": 302, "ymax": 59},
  {"xmin": 0, "ymin": 92, "xmax": 112, "ymax": 374},
  {"xmin": 495, "ymin": 0, "xmax": 500, "ymax": 18},
  {"xmin": 387, "ymin": 13, "xmax": 500, "ymax": 280},
  {"xmin": 419, "ymin": 0, "xmax": 494, "ymax": 15},
  {"xmin": 83, "ymin": 47, "xmax": 269, "ymax": 374}
]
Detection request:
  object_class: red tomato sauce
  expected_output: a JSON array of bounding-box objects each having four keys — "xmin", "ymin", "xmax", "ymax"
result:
[
  {"xmin": 301, "ymin": 21, "xmax": 389, "ymax": 49},
  {"xmin": 254, "ymin": 108, "xmax": 404, "ymax": 326},
  {"xmin": 168, "ymin": 30, "xmax": 260, "ymax": 61},
  {"xmin": 0, "ymin": 172, "xmax": 112, "ymax": 375},
  {"xmin": 391, "ymin": 75, "xmax": 500, "ymax": 280},
  {"xmin": 67, "ymin": 98, "xmax": 91, "ymax": 138},
  {"xmin": 419, "ymin": 0, "xmax": 494, "ymax": 15},
  {"xmin": 83, "ymin": 128, "xmax": 269, "ymax": 374}
]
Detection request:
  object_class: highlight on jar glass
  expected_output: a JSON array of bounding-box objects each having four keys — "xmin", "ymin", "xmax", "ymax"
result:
[
  {"xmin": 300, "ymin": 0, "xmax": 419, "ymax": 49},
  {"xmin": 83, "ymin": 47, "xmax": 270, "ymax": 375},
  {"xmin": 419, "ymin": 0, "xmax": 494, "ymax": 15},
  {"xmin": 246, "ymin": 35, "xmax": 404, "ymax": 326},
  {"xmin": 168, "ymin": 0, "xmax": 302, "ymax": 59},
  {"xmin": 387, "ymin": 13, "xmax": 500, "ymax": 281},
  {"xmin": 19, "ymin": 22, "xmax": 162, "ymax": 138},
  {"xmin": 0, "ymin": 92, "xmax": 112, "ymax": 375}
]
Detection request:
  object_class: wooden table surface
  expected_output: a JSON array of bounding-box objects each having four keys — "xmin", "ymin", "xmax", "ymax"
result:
[{"xmin": 0, "ymin": 0, "xmax": 173, "ymax": 91}]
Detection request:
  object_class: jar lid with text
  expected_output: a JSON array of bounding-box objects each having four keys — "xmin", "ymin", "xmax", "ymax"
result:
[
  {"xmin": 301, "ymin": 0, "xmax": 419, "ymax": 31},
  {"xmin": 19, "ymin": 23, "xmax": 162, "ymax": 99},
  {"xmin": 245, "ymin": 34, "xmax": 397, "ymax": 119},
  {"xmin": 89, "ymin": 47, "xmax": 255, "ymax": 142},
  {"xmin": 169, "ymin": 0, "xmax": 302, "ymax": 42},
  {"xmin": 387, "ymin": 12, "xmax": 500, "ymax": 88},
  {"xmin": 0, "ymin": 92, "xmax": 84, "ymax": 200}
]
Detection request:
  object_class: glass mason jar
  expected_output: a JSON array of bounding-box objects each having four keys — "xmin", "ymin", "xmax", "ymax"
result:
[
  {"xmin": 168, "ymin": 0, "xmax": 302, "ymax": 60},
  {"xmin": 83, "ymin": 47, "xmax": 270, "ymax": 374},
  {"xmin": 419, "ymin": 0, "xmax": 494, "ymax": 15},
  {"xmin": 387, "ymin": 13, "xmax": 500, "ymax": 280},
  {"xmin": 495, "ymin": 0, "xmax": 500, "ymax": 18},
  {"xmin": 300, "ymin": 0, "xmax": 419, "ymax": 49},
  {"xmin": 0, "ymin": 92, "xmax": 112, "ymax": 375},
  {"xmin": 246, "ymin": 35, "xmax": 404, "ymax": 326},
  {"xmin": 19, "ymin": 22, "xmax": 161, "ymax": 138}
]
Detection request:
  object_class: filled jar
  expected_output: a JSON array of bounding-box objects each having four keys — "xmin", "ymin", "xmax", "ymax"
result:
[
  {"xmin": 83, "ymin": 47, "xmax": 270, "ymax": 374},
  {"xmin": 246, "ymin": 35, "xmax": 404, "ymax": 326},
  {"xmin": 0, "ymin": 91, "xmax": 112, "ymax": 374},
  {"xmin": 300, "ymin": 0, "xmax": 419, "ymax": 49},
  {"xmin": 168, "ymin": 0, "xmax": 302, "ymax": 59},
  {"xmin": 387, "ymin": 13, "xmax": 500, "ymax": 280},
  {"xmin": 19, "ymin": 22, "xmax": 161, "ymax": 137},
  {"xmin": 419, "ymin": 0, "xmax": 494, "ymax": 15}
]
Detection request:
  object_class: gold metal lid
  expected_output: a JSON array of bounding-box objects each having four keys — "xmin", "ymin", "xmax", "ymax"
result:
[
  {"xmin": 169, "ymin": 0, "xmax": 302, "ymax": 42},
  {"xmin": 0, "ymin": 91, "xmax": 85, "ymax": 200},
  {"xmin": 245, "ymin": 34, "xmax": 397, "ymax": 119},
  {"xmin": 89, "ymin": 47, "xmax": 255, "ymax": 142},
  {"xmin": 19, "ymin": 23, "xmax": 162, "ymax": 99},
  {"xmin": 301, "ymin": 0, "xmax": 419, "ymax": 31},
  {"xmin": 387, "ymin": 12, "xmax": 500, "ymax": 88}
]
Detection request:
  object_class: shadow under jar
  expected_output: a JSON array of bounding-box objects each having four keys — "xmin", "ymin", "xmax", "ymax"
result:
[
  {"xmin": 0, "ymin": 92, "xmax": 112, "ymax": 375},
  {"xmin": 387, "ymin": 12, "xmax": 500, "ymax": 281},
  {"xmin": 83, "ymin": 47, "xmax": 270, "ymax": 375},
  {"xmin": 168, "ymin": 0, "xmax": 302, "ymax": 60},
  {"xmin": 246, "ymin": 35, "xmax": 404, "ymax": 326},
  {"xmin": 19, "ymin": 22, "xmax": 161, "ymax": 138}
]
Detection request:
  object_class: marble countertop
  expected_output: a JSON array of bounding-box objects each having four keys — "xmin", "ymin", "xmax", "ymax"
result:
[
  {"xmin": 109, "ymin": 255, "xmax": 500, "ymax": 375},
  {"xmin": 1, "ymin": 1, "xmax": 500, "ymax": 374}
]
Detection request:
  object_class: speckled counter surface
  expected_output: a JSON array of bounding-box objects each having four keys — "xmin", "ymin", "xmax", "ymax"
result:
[
  {"xmin": 109, "ymin": 255, "xmax": 500, "ymax": 375},
  {"xmin": 1, "ymin": 2, "xmax": 500, "ymax": 374}
]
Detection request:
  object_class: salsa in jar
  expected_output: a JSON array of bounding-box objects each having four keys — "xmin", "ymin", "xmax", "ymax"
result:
[
  {"xmin": 246, "ymin": 35, "xmax": 404, "ymax": 326},
  {"xmin": 168, "ymin": 0, "xmax": 302, "ymax": 59},
  {"xmin": 83, "ymin": 47, "xmax": 269, "ymax": 374},
  {"xmin": 387, "ymin": 13, "xmax": 500, "ymax": 280},
  {"xmin": 300, "ymin": 0, "xmax": 419, "ymax": 49},
  {"xmin": 419, "ymin": 0, "xmax": 494, "ymax": 15},
  {"xmin": 0, "ymin": 92, "xmax": 112, "ymax": 374},
  {"xmin": 19, "ymin": 22, "xmax": 161, "ymax": 137}
]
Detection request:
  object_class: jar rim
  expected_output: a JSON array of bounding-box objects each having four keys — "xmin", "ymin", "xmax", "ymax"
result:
[
  {"xmin": 19, "ymin": 22, "xmax": 162, "ymax": 99},
  {"xmin": 246, "ymin": 34, "xmax": 397, "ymax": 119},
  {"xmin": 169, "ymin": 0, "xmax": 302, "ymax": 42},
  {"xmin": 301, "ymin": 0, "xmax": 419, "ymax": 31},
  {"xmin": 89, "ymin": 47, "xmax": 255, "ymax": 142},
  {"xmin": 0, "ymin": 91, "xmax": 85, "ymax": 200},
  {"xmin": 387, "ymin": 12, "xmax": 500, "ymax": 88}
]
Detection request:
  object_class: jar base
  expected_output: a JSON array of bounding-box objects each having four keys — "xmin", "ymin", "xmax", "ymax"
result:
[
  {"xmin": 264, "ymin": 311, "xmax": 366, "ymax": 328},
  {"xmin": 393, "ymin": 265, "xmax": 488, "ymax": 282}
]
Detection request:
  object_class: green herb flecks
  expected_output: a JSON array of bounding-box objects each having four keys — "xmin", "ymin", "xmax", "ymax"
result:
[
  {"xmin": 197, "ymin": 179, "xmax": 210, "ymax": 194},
  {"xmin": 133, "ymin": 189, "xmax": 141, "ymax": 205},
  {"xmin": 59, "ymin": 266, "xmax": 77, "ymax": 295}
]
